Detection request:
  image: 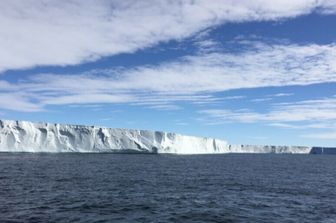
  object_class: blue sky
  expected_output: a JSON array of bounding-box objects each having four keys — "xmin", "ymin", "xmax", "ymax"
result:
[{"xmin": 1, "ymin": 1, "xmax": 336, "ymax": 146}]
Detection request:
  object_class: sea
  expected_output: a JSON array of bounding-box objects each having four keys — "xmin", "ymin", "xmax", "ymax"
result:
[{"xmin": 0, "ymin": 153, "xmax": 335, "ymax": 223}]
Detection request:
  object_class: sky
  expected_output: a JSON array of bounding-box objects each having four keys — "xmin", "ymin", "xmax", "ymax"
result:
[{"xmin": 1, "ymin": 0, "xmax": 336, "ymax": 147}]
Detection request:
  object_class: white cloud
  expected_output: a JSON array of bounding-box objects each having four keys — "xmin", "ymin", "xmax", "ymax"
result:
[
  {"xmin": 251, "ymin": 98, "xmax": 273, "ymax": 102},
  {"xmin": 301, "ymin": 132, "xmax": 336, "ymax": 139},
  {"xmin": 0, "ymin": 93, "xmax": 42, "ymax": 112},
  {"xmin": 147, "ymin": 104, "xmax": 181, "ymax": 111},
  {"xmin": 1, "ymin": 0, "xmax": 336, "ymax": 72},
  {"xmin": 42, "ymin": 93, "xmax": 135, "ymax": 105},
  {"xmin": 318, "ymin": 0, "xmax": 336, "ymax": 13},
  {"xmin": 200, "ymin": 98, "xmax": 336, "ymax": 124},
  {"xmin": 100, "ymin": 42, "xmax": 336, "ymax": 93},
  {"xmin": 269, "ymin": 93, "xmax": 294, "ymax": 97},
  {"xmin": 269, "ymin": 122, "xmax": 336, "ymax": 129},
  {"xmin": 222, "ymin": 96, "xmax": 246, "ymax": 100},
  {"xmin": 0, "ymin": 41, "xmax": 336, "ymax": 112}
]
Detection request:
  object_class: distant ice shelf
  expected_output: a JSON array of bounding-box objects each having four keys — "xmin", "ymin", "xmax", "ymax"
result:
[{"xmin": 0, "ymin": 119, "xmax": 324, "ymax": 154}]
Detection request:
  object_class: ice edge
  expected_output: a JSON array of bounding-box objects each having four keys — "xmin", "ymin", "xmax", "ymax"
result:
[{"xmin": 0, "ymin": 119, "xmax": 316, "ymax": 154}]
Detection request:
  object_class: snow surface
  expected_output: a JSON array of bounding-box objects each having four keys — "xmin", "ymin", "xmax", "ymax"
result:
[{"xmin": 0, "ymin": 120, "xmax": 312, "ymax": 154}]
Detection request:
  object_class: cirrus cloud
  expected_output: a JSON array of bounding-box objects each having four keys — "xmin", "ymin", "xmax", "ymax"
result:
[
  {"xmin": 1, "ymin": 0, "xmax": 336, "ymax": 72},
  {"xmin": 0, "ymin": 41, "xmax": 336, "ymax": 112}
]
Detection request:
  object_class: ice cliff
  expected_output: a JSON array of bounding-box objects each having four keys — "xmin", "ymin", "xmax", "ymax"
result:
[{"xmin": 0, "ymin": 120, "xmax": 312, "ymax": 154}]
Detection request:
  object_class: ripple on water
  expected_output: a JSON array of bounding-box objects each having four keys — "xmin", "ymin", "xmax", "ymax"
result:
[{"xmin": 0, "ymin": 153, "xmax": 336, "ymax": 222}]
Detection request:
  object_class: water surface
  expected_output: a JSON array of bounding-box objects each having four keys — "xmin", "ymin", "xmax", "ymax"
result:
[{"xmin": 0, "ymin": 153, "xmax": 335, "ymax": 222}]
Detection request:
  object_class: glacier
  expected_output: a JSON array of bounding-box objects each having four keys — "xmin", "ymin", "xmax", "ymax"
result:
[{"xmin": 0, "ymin": 120, "xmax": 312, "ymax": 154}]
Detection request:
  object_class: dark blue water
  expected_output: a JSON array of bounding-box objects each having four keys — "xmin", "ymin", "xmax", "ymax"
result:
[{"xmin": 0, "ymin": 154, "xmax": 335, "ymax": 223}]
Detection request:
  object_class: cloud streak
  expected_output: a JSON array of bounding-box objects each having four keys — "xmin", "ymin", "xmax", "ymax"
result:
[
  {"xmin": 200, "ymin": 98, "xmax": 336, "ymax": 130},
  {"xmin": 0, "ymin": 40, "xmax": 336, "ymax": 112},
  {"xmin": 302, "ymin": 132, "xmax": 336, "ymax": 140},
  {"xmin": 1, "ymin": 0, "xmax": 336, "ymax": 72}
]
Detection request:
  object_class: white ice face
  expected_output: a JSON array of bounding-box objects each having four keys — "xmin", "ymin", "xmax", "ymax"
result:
[{"xmin": 0, "ymin": 120, "xmax": 311, "ymax": 154}]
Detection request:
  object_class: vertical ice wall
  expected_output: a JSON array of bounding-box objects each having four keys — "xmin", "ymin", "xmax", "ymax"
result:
[{"xmin": 0, "ymin": 120, "xmax": 312, "ymax": 154}]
